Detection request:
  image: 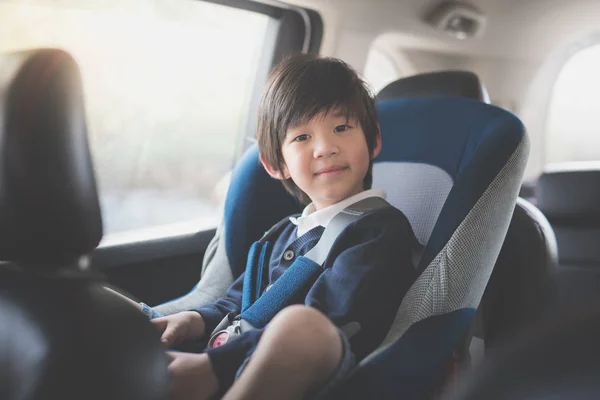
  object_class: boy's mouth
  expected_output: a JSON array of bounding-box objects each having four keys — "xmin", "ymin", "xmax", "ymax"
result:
[{"xmin": 315, "ymin": 165, "xmax": 348, "ymax": 176}]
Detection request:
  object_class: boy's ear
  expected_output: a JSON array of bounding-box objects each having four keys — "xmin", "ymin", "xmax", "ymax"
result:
[
  {"xmin": 260, "ymin": 153, "xmax": 288, "ymax": 180},
  {"xmin": 372, "ymin": 125, "xmax": 383, "ymax": 158}
]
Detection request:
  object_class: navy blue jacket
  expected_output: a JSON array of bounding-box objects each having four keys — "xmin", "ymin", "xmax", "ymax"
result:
[{"xmin": 198, "ymin": 206, "xmax": 417, "ymax": 389}]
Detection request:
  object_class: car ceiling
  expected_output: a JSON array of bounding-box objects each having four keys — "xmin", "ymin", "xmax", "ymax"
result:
[{"xmin": 287, "ymin": 0, "xmax": 600, "ymax": 60}]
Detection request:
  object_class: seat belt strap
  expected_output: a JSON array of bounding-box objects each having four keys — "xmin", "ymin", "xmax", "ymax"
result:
[
  {"xmin": 209, "ymin": 197, "xmax": 391, "ymax": 347},
  {"xmin": 303, "ymin": 196, "xmax": 390, "ymax": 265},
  {"xmin": 241, "ymin": 214, "xmax": 297, "ymax": 311}
]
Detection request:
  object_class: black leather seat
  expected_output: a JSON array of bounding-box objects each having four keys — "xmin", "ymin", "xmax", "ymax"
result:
[
  {"xmin": 479, "ymin": 198, "xmax": 558, "ymax": 346},
  {"xmin": 536, "ymin": 166, "xmax": 600, "ymax": 307},
  {"xmin": 376, "ymin": 71, "xmax": 558, "ymax": 351},
  {"xmin": 0, "ymin": 49, "xmax": 169, "ymax": 400},
  {"xmin": 446, "ymin": 298, "xmax": 600, "ymax": 400}
]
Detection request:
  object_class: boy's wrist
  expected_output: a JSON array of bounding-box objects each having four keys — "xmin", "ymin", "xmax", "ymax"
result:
[{"xmin": 186, "ymin": 311, "xmax": 206, "ymax": 339}]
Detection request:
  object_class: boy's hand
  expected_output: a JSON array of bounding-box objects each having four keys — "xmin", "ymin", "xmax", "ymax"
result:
[
  {"xmin": 152, "ymin": 311, "xmax": 205, "ymax": 347},
  {"xmin": 166, "ymin": 352, "xmax": 219, "ymax": 400}
]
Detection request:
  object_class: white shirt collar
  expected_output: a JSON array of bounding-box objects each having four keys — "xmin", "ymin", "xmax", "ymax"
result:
[{"xmin": 289, "ymin": 189, "xmax": 386, "ymax": 237}]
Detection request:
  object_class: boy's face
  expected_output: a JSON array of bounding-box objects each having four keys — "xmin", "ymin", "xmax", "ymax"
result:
[{"xmin": 263, "ymin": 110, "xmax": 381, "ymax": 210}]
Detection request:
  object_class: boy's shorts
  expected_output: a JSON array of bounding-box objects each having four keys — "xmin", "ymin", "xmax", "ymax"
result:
[{"xmin": 234, "ymin": 327, "xmax": 356, "ymax": 399}]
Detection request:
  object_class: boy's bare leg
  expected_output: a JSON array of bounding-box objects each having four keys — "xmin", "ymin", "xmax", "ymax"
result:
[
  {"xmin": 167, "ymin": 352, "xmax": 219, "ymax": 400},
  {"xmin": 223, "ymin": 305, "xmax": 343, "ymax": 400}
]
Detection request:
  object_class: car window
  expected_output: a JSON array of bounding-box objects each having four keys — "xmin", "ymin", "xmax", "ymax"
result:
[
  {"xmin": 546, "ymin": 43, "xmax": 600, "ymax": 164},
  {"xmin": 0, "ymin": 0, "xmax": 272, "ymax": 236}
]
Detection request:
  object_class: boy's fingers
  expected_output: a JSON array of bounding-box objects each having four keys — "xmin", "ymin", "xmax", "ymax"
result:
[
  {"xmin": 151, "ymin": 318, "xmax": 168, "ymax": 333},
  {"xmin": 161, "ymin": 326, "xmax": 177, "ymax": 346}
]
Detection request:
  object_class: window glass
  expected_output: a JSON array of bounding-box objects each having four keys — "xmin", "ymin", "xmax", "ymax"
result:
[
  {"xmin": 363, "ymin": 46, "xmax": 400, "ymax": 93},
  {"xmin": 0, "ymin": 0, "xmax": 271, "ymax": 235},
  {"xmin": 546, "ymin": 44, "xmax": 600, "ymax": 164}
]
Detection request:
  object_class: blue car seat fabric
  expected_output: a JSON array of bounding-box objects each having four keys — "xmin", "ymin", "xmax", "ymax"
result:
[{"xmin": 334, "ymin": 97, "xmax": 529, "ymax": 398}]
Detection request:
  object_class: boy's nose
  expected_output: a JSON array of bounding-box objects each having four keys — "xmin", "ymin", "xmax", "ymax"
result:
[{"xmin": 313, "ymin": 136, "xmax": 339, "ymax": 158}]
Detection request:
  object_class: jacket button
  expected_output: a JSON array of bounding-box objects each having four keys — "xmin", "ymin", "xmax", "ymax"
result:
[{"xmin": 283, "ymin": 249, "xmax": 295, "ymax": 261}]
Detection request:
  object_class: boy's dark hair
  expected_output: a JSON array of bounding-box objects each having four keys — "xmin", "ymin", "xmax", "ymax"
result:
[{"xmin": 257, "ymin": 54, "xmax": 379, "ymax": 205}]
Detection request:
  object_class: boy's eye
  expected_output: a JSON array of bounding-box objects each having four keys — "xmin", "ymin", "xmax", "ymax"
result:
[
  {"xmin": 293, "ymin": 134, "xmax": 310, "ymax": 142},
  {"xmin": 334, "ymin": 125, "xmax": 351, "ymax": 133}
]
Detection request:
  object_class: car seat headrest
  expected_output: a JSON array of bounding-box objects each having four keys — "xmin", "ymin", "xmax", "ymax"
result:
[
  {"xmin": 0, "ymin": 49, "xmax": 102, "ymax": 268},
  {"xmin": 376, "ymin": 70, "xmax": 489, "ymax": 103},
  {"xmin": 536, "ymin": 164, "xmax": 600, "ymax": 225}
]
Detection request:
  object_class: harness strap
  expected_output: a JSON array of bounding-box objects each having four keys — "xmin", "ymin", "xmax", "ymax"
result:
[
  {"xmin": 208, "ymin": 196, "xmax": 391, "ymax": 346},
  {"xmin": 241, "ymin": 256, "xmax": 323, "ymax": 327},
  {"xmin": 241, "ymin": 214, "xmax": 296, "ymax": 312},
  {"xmin": 304, "ymin": 197, "xmax": 390, "ymax": 265}
]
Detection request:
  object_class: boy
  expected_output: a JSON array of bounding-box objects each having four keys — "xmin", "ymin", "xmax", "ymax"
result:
[{"xmin": 148, "ymin": 54, "xmax": 416, "ymax": 400}]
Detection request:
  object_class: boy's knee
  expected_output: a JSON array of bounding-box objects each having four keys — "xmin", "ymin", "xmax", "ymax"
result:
[
  {"xmin": 272, "ymin": 306, "xmax": 336, "ymax": 338},
  {"xmin": 268, "ymin": 306, "xmax": 341, "ymax": 369}
]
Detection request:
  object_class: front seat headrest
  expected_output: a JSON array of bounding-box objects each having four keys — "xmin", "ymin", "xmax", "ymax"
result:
[
  {"xmin": 376, "ymin": 70, "xmax": 489, "ymax": 103},
  {"xmin": 0, "ymin": 49, "xmax": 102, "ymax": 266},
  {"xmin": 536, "ymin": 164, "xmax": 600, "ymax": 225}
]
